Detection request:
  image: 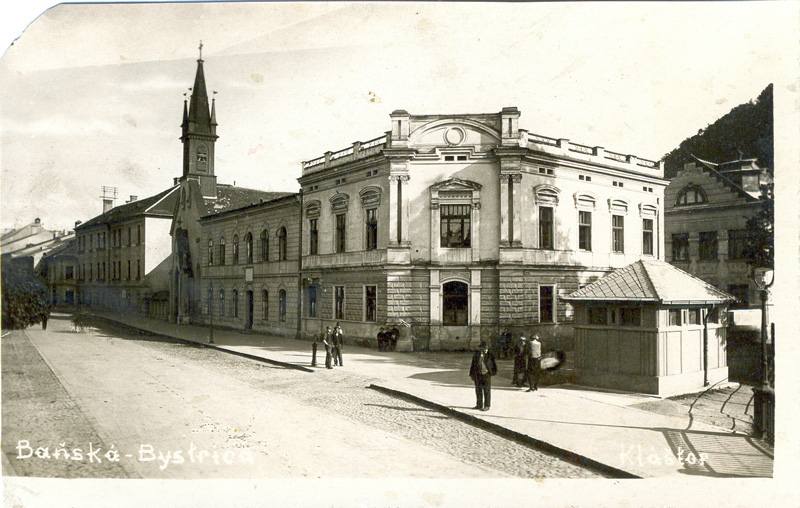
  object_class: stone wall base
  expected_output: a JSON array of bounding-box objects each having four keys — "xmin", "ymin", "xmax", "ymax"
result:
[{"xmin": 577, "ymin": 366, "xmax": 729, "ymax": 397}]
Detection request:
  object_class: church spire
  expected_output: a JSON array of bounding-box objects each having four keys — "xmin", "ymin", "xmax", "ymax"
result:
[{"xmin": 187, "ymin": 40, "xmax": 212, "ymax": 135}]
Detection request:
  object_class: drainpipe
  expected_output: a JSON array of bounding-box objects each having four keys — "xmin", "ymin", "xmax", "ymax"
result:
[
  {"xmin": 702, "ymin": 304, "xmax": 712, "ymax": 387},
  {"xmin": 296, "ymin": 189, "xmax": 304, "ymax": 340}
]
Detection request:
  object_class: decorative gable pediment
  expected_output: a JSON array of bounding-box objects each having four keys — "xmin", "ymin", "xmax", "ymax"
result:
[
  {"xmin": 329, "ymin": 193, "xmax": 350, "ymax": 213},
  {"xmin": 410, "ymin": 119, "xmax": 501, "ymax": 148},
  {"xmin": 305, "ymin": 199, "xmax": 321, "ymax": 219},
  {"xmin": 359, "ymin": 186, "xmax": 382, "ymax": 208}
]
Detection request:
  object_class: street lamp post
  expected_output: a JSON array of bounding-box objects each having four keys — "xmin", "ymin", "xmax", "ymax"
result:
[
  {"xmin": 751, "ymin": 266, "xmax": 774, "ymax": 443},
  {"xmin": 209, "ymin": 285, "xmax": 215, "ymax": 345}
]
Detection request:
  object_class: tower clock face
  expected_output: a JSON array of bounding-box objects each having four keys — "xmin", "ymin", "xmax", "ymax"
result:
[{"xmin": 196, "ymin": 145, "xmax": 208, "ymax": 171}]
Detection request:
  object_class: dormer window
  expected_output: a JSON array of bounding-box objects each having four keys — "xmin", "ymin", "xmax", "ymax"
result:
[{"xmin": 676, "ymin": 184, "xmax": 707, "ymax": 206}]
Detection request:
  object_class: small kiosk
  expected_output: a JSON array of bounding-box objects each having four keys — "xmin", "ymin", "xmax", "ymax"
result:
[{"xmin": 562, "ymin": 259, "xmax": 734, "ymax": 396}]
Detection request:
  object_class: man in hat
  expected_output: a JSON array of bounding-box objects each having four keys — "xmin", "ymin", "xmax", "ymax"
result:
[
  {"xmin": 469, "ymin": 340, "xmax": 497, "ymax": 411},
  {"xmin": 525, "ymin": 334, "xmax": 543, "ymax": 392},
  {"xmin": 332, "ymin": 321, "xmax": 344, "ymax": 366},
  {"xmin": 322, "ymin": 326, "xmax": 334, "ymax": 369},
  {"xmin": 513, "ymin": 335, "xmax": 527, "ymax": 387}
]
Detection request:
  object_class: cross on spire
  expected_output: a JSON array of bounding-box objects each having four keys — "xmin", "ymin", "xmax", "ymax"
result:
[{"xmin": 198, "ymin": 40, "xmax": 203, "ymax": 61}]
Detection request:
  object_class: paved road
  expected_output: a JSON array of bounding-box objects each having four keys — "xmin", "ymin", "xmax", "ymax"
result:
[{"xmin": 2, "ymin": 314, "xmax": 600, "ymax": 479}]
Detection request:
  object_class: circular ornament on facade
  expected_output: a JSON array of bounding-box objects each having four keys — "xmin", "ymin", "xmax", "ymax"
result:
[{"xmin": 444, "ymin": 127, "xmax": 465, "ymax": 146}]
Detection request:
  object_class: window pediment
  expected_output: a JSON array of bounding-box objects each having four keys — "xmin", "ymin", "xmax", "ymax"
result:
[
  {"xmin": 534, "ymin": 184, "xmax": 560, "ymax": 206},
  {"xmin": 639, "ymin": 203, "xmax": 658, "ymax": 217},
  {"xmin": 430, "ymin": 177, "xmax": 482, "ymax": 193},
  {"xmin": 607, "ymin": 198, "xmax": 629, "ymax": 214},
  {"xmin": 573, "ymin": 192, "xmax": 597, "ymax": 209},
  {"xmin": 329, "ymin": 193, "xmax": 350, "ymax": 213},
  {"xmin": 305, "ymin": 199, "xmax": 321, "ymax": 219},
  {"xmin": 359, "ymin": 186, "xmax": 382, "ymax": 208},
  {"xmin": 430, "ymin": 177, "xmax": 481, "ymax": 209}
]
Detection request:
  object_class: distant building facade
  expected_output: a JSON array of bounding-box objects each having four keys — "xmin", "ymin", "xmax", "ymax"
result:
[
  {"xmin": 664, "ymin": 157, "xmax": 770, "ymax": 308},
  {"xmin": 40, "ymin": 238, "xmax": 78, "ymax": 306},
  {"xmin": 1, "ymin": 218, "xmax": 74, "ymax": 267},
  {"xmin": 296, "ymin": 108, "xmax": 669, "ymax": 350}
]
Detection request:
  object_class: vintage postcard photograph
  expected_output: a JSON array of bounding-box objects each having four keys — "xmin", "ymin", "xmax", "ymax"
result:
[{"xmin": 1, "ymin": 1, "xmax": 798, "ymax": 507}]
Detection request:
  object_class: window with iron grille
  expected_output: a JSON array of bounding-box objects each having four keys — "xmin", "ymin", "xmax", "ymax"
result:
[{"xmin": 440, "ymin": 204, "xmax": 471, "ymax": 248}]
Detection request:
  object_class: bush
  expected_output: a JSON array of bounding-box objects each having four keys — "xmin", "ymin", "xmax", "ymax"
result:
[{"xmin": 1, "ymin": 258, "xmax": 49, "ymax": 329}]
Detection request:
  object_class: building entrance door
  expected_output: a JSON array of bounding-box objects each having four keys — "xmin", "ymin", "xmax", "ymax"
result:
[{"xmin": 246, "ymin": 290, "xmax": 254, "ymax": 330}]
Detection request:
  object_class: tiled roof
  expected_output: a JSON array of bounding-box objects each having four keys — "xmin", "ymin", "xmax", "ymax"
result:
[
  {"xmin": 563, "ymin": 259, "xmax": 735, "ymax": 304},
  {"xmin": 201, "ymin": 184, "xmax": 295, "ymax": 217},
  {"xmin": 685, "ymin": 155, "xmax": 760, "ymax": 202},
  {"xmin": 77, "ymin": 186, "xmax": 179, "ymax": 229}
]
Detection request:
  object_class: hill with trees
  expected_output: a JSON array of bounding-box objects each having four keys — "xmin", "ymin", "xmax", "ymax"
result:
[{"xmin": 662, "ymin": 84, "xmax": 773, "ymax": 178}]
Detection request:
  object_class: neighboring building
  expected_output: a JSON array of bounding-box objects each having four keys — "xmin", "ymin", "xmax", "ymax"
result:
[
  {"xmin": 169, "ymin": 48, "xmax": 294, "ymax": 325},
  {"xmin": 73, "ymin": 188, "xmax": 179, "ymax": 314},
  {"xmin": 1, "ymin": 218, "xmax": 74, "ymax": 266},
  {"xmin": 563, "ymin": 258, "xmax": 734, "ymax": 396},
  {"xmin": 196, "ymin": 194, "xmax": 300, "ymax": 336},
  {"xmin": 296, "ymin": 107, "xmax": 668, "ymax": 350},
  {"xmin": 664, "ymin": 156, "xmax": 770, "ymax": 309},
  {"xmin": 40, "ymin": 238, "xmax": 78, "ymax": 306}
]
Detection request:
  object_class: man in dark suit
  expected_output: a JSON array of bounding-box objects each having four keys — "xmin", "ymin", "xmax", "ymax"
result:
[
  {"xmin": 332, "ymin": 322, "xmax": 344, "ymax": 366},
  {"xmin": 469, "ymin": 341, "xmax": 497, "ymax": 411},
  {"xmin": 322, "ymin": 326, "xmax": 333, "ymax": 369}
]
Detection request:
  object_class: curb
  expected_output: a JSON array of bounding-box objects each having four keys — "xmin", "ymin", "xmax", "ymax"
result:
[
  {"xmin": 87, "ymin": 314, "xmax": 314, "ymax": 373},
  {"xmin": 368, "ymin": 383, "xmax": 641, "ymax": 479}
]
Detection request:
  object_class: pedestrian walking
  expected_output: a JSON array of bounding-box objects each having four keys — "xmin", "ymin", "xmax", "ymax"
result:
[
  {"xmin": 322, "ymin": 326, "xmax": 333, "ymax": 369},
  {"xmin": 512, "ymin": 335, "xmax": 527, "ymax": 387},
  {"xmin": 333, "ymin": 321, "xmax": 344, "ymax": 366},
  {"xmin": 525, "ymin": 334, "xmax": 543, "ymax": 392},
  {"xmin": 40, "ymin": 307, "xmax": 50, "ymax": 331},
  {"xmin": 377, "ymin": 326, "xmax": 386, "ymax": 351},
  {"xmin": 469, "ymin": 340, "xmax": 497, "ymax": 411}
]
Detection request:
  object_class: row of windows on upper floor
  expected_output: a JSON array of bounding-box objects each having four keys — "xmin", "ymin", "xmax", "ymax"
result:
[
  {"xmin": 73, "ymin": 259, "xmax": 142, "ymax": 282},
  {"xmin": 207, "ymin": 228, "xmax": 289, "ymax": 266},
  {"xmin": 77, "ymin": 225, "xmax": 142, "ymax": 252},
  {"xmin": 669, "ymin": 229, "xmax": 752, "ymax": 262}
]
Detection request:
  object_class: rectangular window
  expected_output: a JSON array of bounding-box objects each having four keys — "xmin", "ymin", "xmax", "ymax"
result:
[
  {"xmin": 127, "ymin": 260, "xmax": 131, "ymax": 280},
  {"xmin": 307, "ymin": 286, "xmax": 317, "ymax": 318},
  {"xmin": 365, "ymin": 285, "xmax": 377, "ymax": 322},
  {"xmin": 136, "ymin": 260, "xmax": 141, "ymax": 280},
  {"xmin": 642, "ymin": 218, "xmax": 654, "ymax": 255},
  {"xmin": 728, "ymin": 229, "xmax": 749, "ymax": 260},
  {"xmin": 671, "ymin": 233, "xmax": 689, "ymax": 261},
  {"xmin": 335, "ymin": 286, "xmax": 345, "ymax": 320},
  {"xmin": 137, "ymin": 225, "xmax": 141, "ymax": 245},
  {"xmin": 699, "ymin": 231, "xmax": 718, "ymax": 261},
  {"xmin": 620, "ymin": 307, "xmax": 641, "ymax": 326},
  {"xmin": 668, "ymin": 309, "xmax": 682, "ymax": 326},
  {"xmin": 65, "ymin": 266, "xmax": 74, "ymax": 280},
  {"xmin": 588, "ymin": 307, "xmax": 607, "ymax": 325},
  {"xmin": 687, "ymin": 308, "xmax": 701, "ymax": 325},
  {"xmin": 440, "ymin": 204, "xmax": 471, "ymax": 248},
  {"xmin": 579, "ymin": 211, "xmax": 592, "ymax": 251},
  {"xmin": 612, "ymin": 215, "xmax": 624, "ymax": 253},
  {"xmin": 365, "ymin": 209, "xmax": 378, "ymax": 251},
  {"xmin": 335, "ymin": 214, "xmax": 346, "ymax": 253},
  {"xmin": 538, "ymin": 206, "xmax": 554, "ymax": 249},
  {"xmin": 539, "ymin": 285, "xmax": 554, "ymax": 323},
  {"xmin": 309, "ymin": 219, "xmax": 318, "ymax": 255}
]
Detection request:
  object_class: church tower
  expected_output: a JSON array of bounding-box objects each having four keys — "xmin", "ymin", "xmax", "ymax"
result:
[{"xmin": 181, "ymin": 41, "xmax": 218, "ymax": 198}]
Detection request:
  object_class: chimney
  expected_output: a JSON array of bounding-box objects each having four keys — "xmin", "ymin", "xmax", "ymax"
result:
[
  {"xmin": 127, "ymin": 195, "xmax": 138, "ymax": 203},
  {"xmin": 102, "ymin": 198, "xmax": 114, "ymax": 214},
  {"xmin": 75, "ymin": 220, "xmax": 82, "ymax": 228},
  {"xmin": 174, "ymin": 177, "xmax": 180, "ymax": 186}
]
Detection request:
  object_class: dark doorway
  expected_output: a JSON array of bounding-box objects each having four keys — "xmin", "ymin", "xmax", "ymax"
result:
[
  {"xmin": 65, "ymin": 290, "xmax": 74, "ymax": 305},
  {"xmin": 246, "ymin": 290, "xmax": 254, "ymax": 329},
  {"xmin": 442, "ymin": 281, "xmax": 469, "ymax": 326}
]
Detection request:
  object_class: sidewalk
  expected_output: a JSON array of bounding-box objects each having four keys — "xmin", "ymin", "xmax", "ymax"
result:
[{"xmin": 87, "ymin": 311, "xmax": 773, "ymax": 478}]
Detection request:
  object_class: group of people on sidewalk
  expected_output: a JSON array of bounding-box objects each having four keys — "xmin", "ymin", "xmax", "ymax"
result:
[
  {"xmin": 469, "ymin": 334, "xmax": 543, "ymax": 411},
  {"xmin": 317, "ymin": 322, "xmax": 345, "ymax": 369}
]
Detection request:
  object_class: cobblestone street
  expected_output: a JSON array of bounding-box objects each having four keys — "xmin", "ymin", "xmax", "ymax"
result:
[{"xmin": 2, "ymin": 315, "xmax": 601, "ymax": 479}]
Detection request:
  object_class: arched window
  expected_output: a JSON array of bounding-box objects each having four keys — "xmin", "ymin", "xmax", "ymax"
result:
[
  {"xmin": 442, "ymin": 280, "xmax": 469, "ymax": 326},
  {"xmin": 219, "ymin": 289, "xmax": 225, "ymax": 317},
  {"xmin": 260, "ymin": 229, "xmax": 269, "ymax": 262},
  {"xmin": 219, "ymin": 237, "xmax": 226, "ymax": 265},
  {"xmin": 232, "ymin": 235, "xmax": 240, "ymax": 264},
  {"xmin": 676, "ymin": 184, "xmax": 707, "ymax": 206},
  {"xmin": 245, "ymin": 232, "xmax": 253, "ymax": 264},
  {"xmin": 232, "ymin": 289, "xmax": 239, "ymax": 318},
  {"xmin": 262, "ymin": 289, "xmax": 269, "ymax": 320},
  {"xmin": 279, "ymin": 289, "xmax": 287, "ymax": 322},
  {"xmin": 207, "ymin": 239, "xmax": 214, "ymax": 266},
  {"xmin": 278, "ymin": 227, "xmax": 287, "ymax": 261}
]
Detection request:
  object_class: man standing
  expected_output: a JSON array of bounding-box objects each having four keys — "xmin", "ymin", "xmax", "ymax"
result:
[
  {"xmin": 333, "ymin": 321, "xmax": 344, "ymax": 366},
  {"xmin": 525, "ymin": 334, "xmax": 543, "ymax": 392},
  {"xmin": 469, "ymin": 341, "xmax": 497, "ymax": 411},
  {"xmin": 513, "ymin": 335, "xmax": 527, "ymax": 387},
  {"xmin": 322, "ymin": 326, "xmax": 333, "ymax": 369}
]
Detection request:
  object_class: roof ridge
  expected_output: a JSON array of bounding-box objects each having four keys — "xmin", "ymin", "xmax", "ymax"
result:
[{"xmin": 687, "ymin": 154, "xmax": 759, "ymax": 202}]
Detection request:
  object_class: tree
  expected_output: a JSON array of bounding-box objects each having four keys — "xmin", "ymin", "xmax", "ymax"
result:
[
  {"xmin": 743, "ymin": 183, "xmax": 774, "ymax": 269},
  {"xmin": 1, "ymin": 257, "xmax": 49, "ymax": 329}
]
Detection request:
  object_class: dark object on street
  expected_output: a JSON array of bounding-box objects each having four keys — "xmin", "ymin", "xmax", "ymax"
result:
[
  {"xmin": 539, "ymin": 350, "xmax": 566, "ymax": 371},
  {"xmin": 377, "ymin": 327, "xmax": 386, "ymax": 351},
  {"xmin": 469, "ymin": 341, "xmax": 497, "ymax": 410},
  {"xmin": 311, "ymin": 340, "xmax": 318, "ymax": 367},
  {"xmin": 41, "ymin": 311, "xmax": 49, "ymax": 330},
  {"xmin": 333, "ymin": 322, "xmax": 344, "ymax": 366},
  {"xmin": 512, "ymin": 336, "xmax": 527, "ymax": 386},
  {"xmin": 389, "ymin": 327, "xmax": 399, "ymax": 351},
  {"xmin": 323, "ymin": 326, "xmax": 333, "ymax": 369},
  {"xmin": 71, "ymin": 311, "xmax": 90, "ymax": 332}
]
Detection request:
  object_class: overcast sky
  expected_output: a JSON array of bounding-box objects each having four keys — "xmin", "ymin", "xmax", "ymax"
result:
[{"xmin": 0, "ymin": 1, "xmax": 793, "ymax": 230}]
